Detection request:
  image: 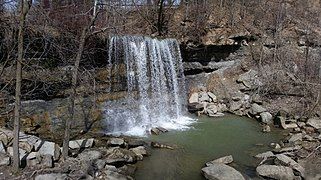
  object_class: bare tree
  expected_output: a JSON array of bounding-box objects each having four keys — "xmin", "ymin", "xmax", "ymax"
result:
[{"xmin": 13, "ymin": 0, "xmax": 32, "ymax": 171}]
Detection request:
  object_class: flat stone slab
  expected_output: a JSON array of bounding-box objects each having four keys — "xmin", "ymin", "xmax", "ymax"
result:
[
  {"xmin": 202, "ymin": 163, "xmax": 245, "ymax": 180},
  {"xmin": 256, "ymin": 165, "xmax": 294, "ymax": 179}
]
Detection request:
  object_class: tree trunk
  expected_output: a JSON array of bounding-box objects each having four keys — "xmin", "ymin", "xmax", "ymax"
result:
[
  {"xmin": 62, "ymin": 11, "xmax": 98, "ymax": 159},
  {"xmin": 13, "ymin": 0, "xmax": 31, "ymax": 171}
]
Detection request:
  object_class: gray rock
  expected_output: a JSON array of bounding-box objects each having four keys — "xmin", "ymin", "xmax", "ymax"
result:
[
  {"xmin": 255, "ymin": 151, "xmax": 274, "ymax": 159},
  {"xmin": 307, "ymin": 117, "xmax": 321, "ymax": 129},
  {"xmin": 102, "ymin": 170, "xmax": 133, "ymax": 180},
  {"xmin": 251, "ymin": 103, "xmax": 266, "ymax": 115},
  {"xmin": 7, "ymin": 147, "xmax": 27, "ymax": 160},
  {"xmin": 41, "ymin": 155, "xmax": 53, "ymax": 168},
  {"xmin": 206, "ymin": 104, "xmax": 218, "ymax": 116},
  {"xmin": 38, "ymin": 141, "xmax": 61, "ymax": 161},
  {"xmin": 95, "ymin": 159, "xmax": 106, "ymax": 170},
  {"xmin": 19, "ymin": 141, "xmax": 34, "ymax": 152},
  {"xmin": 78, "ymin": 150, "xmax": 102, "ymax": 162},
  {"xmin": 69, "ymin": 138, "xmax": 94, "ymax": 149},
  {"xmin": 297, "ymin": 122, "xmax": 306, "ymax": 127},
  {"xmin": 288, "ymin": 133, "xmax": 303, "ymax": 143},
  {"xmin": 207, "ymin": 92, "xmax": 217, "ymax": 102},
  {"xmin": 27, "ymin": 152, "xmax": 41, "ymax": 167},
  {"xmin": 262, "ymin": 125, "xmax": 271, "ymax": 133},
  {"xmin": 107, "ymin": 138, "xmax": 125, "ymax": 146},
  {"xmin": 106, "ymin": 147, "xmax": 136, "ymax": 165},
  {"xmin": 151, "ymin": 128, "xmax": 160, "ymax": 135},
  {"xmin": 237, "ymin": 70, "xmax": 262, "ymax": 90},
  {"xmin": 199, "ymin": 92, "xmax": 210, "ymax": 102},
  {"xmin": 230, "ymin": 101, "xmax": 242, "ymax": 112},
  {"xmin": 206, "ymin": 155, "xmax": 233, "ymax": 166},
  {"xmin": 276, "ymin": 146, "xmax": 301, "ymax": 153},
  {"xmin": 217, "ymin": 103, "xmax": 228, "ymax": 112},
  {"xmin": 260, "ymin": 112, "xmax": 273, "ymax": 124},
  {"xmin": 118, "ymin": 164, "xmax": 137, "ymax": 176},
  {"xmin": 0, "ymin": 141, "xmax": 5, "ymax": 153},
  {"xmin": 35, "ymin": 173, "xmax": 68, "ymax": 180},
  {"xmin": 189, "ymin": 93, "xmax": 199, "ymax": 103},
  {"xmin": 202, "ymin": 163, "xmax": 245, "ymax": 180},
  {"xmin": 129, "ymin": 146, "xmax": 147, "ymax": 161},
  {"xmin": 127, "ymin": 139, "xmax": 144, "ymax": 148},
  {"xmin": 105, "ymin": 164, "xmax": 118, "ymax": 171},
  {"xmin": 284, "ymin": 123, "xmax": 298, "ymax": 129},
  {"xmin": 256, "ymin": 165, "xmax": 295, "ymax": 179},
  {"xmin": 0, "ymin": 128, "xmax": 13, "ymax": 146},
  {"xmin": 0, "ymin": 153, "xmax": 10, "ymax": 166},
  {"xmin": 275, "ymin": 154, "xmax": 305, "ymax": 177},
  {"xmin": 188, "ymin": 103, "xmax": 204, "ymax": 113}
]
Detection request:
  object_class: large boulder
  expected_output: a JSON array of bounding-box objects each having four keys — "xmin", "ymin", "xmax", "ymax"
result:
[
  {"xmin": 201, "ymin": 163, "xmax": 245, "ymax": 180},
  {"xmin": 256, "ymin": 165, "xmax": 295, "ymax": 179},
  {"xmin": 69, "ymin": 138, "xmax": 94, "ymax": 149},
  {"xmin": 274, "ymin": 154, "xmax": 305, "ymax": 177},
  {"xmin": 205, "ymin": 155, "xmax": 233, "ymax": 166},
  {"xmin": 288, "ymin": 133, "xmax": 303, "ymax": 143},
  {"xmin": 38, "ymin": 141, "xmax": 61, "ymax": 161},
  {"xmin": 307, "ymin": 117, "xmax": 321, "ymax": 129}
]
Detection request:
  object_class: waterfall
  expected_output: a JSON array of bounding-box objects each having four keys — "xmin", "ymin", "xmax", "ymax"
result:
[{"xmin": 104, "ymin": 36, "xmax": 193, "ymax": 136}]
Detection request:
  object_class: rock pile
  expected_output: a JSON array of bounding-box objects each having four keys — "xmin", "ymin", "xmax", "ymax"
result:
[
  {"xmin": 188, "ymin": 88, "xmax": 227, "ymax": 117},
  {"xmin": 0, "ymin": 128, "xmax": 150, "ymax": 179}
]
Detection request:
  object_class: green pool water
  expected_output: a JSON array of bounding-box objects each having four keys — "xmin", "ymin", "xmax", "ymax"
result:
[{"xmin": 135, "ymin": 114, "xmax": 284, "ymax": 180}]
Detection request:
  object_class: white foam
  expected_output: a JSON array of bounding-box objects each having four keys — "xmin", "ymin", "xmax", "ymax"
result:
[{"xmin": 117, "ymin": 116, "xmax": 197, "ymax": 137}]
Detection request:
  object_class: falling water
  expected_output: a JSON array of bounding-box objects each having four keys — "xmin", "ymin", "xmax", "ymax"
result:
[{"xmin": 104, "ymin": 36, "xmax": 194, "ymax": 136}]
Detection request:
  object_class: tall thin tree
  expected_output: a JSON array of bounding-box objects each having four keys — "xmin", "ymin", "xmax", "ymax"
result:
[{"xmin": 13, "ymin": 0, "xmax": 32, "ymax": 171}]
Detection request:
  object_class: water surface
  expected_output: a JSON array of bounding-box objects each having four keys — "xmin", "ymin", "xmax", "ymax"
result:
[{"xmin": 135, "ymin": 114, "xmax": 283, "ymax": 180}]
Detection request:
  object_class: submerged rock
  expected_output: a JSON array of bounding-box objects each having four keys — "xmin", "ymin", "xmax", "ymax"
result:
[
  {"xmin": 205, "ymin": 155, "xmax": 233, "ymax": 166},
  {"xmin": 256, "ymin": 165, "xmax": 294, "ymax": 179},
  {"xmin": 151, "ymin": 142, "xmax": 174, "ymax": 150},
  {"xmin": 202, "ymin": 163, "xmax": 245, "ymax": 180}
]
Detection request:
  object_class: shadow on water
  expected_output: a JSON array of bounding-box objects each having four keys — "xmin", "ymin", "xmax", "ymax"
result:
[{"xmin": 135, "ymin": 114, "xmax": 284, "ymax": 180}]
